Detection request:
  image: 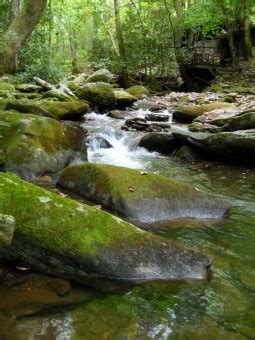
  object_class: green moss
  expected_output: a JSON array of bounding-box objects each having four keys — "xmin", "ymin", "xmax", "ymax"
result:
[
  {"xmin": 0, "ymin": 172, "xmax": 145, "ymax": 257},
  {"xmin": 126, "ymin": 85, "xmax": 149, "ymax": 98},
  {"xmin": 86, "ymin": 69, "xmax": 113, "ymax": 83},
  {"xmin": 0, "ymin": 83, "xmax": 15, "ymax": 92},
  {"xmin": 114, "ymin": 90, "xmax": 137, "ymax": 108}
]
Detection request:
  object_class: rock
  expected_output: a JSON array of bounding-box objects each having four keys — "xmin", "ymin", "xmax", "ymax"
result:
[
  {"xmin": 194, "ymin": 108, "xmax": 240, "ymax": 126},
  {"xmin": 15, "ymin": 84, "xmax": 43, "ymax": 93},
  {"xmin": 223, "ymin": 110, "xmax": 255, "ymax": 131},
  {"xmin": 173, "ymin": 103, "xmax": 234, "ymax": 123},
  {"xmin": 57, "ymin": 163, "xmax": 231, "ymax": 224},
  {"xmin": 114, "ymin": 90, "xmax": 137, "ymax": 108},
  {"xmin": 76, "ymin": 82, "xmax": 116, "ymax": 111},
  {"xmin": 108, "ymin": 110, "xmax": 126, "ymax": 119},
  {"xmin": 5, "ymin": 99, "xmax": 89, "ymax": 120},
  {"xmin": 0, "ymin": 271, "xmax": 92, "ymax": 318},
  {"xmin": 33, "ymin": 77, "xmax": 55, "ymax": 91},
  {"xmin": 1, "ymin": 173, "xmax": 212, "ymax": 286},
  {"xmin": 126, "ymin": 85, "xmax": 149, "ymax": 99},
  {"xmin": 0, "ymin": 82, "xmax": 16, "ymax": 93},
  {"xmin": 87, "ymin": 136, "xmax": 113, "ymax": 151},
  {"xmin": 174, "ymin": 145, "xmax": 204, "ymax": 162},
  {"xmin": 122, "ymin": 117, "xmax": 149, "ymax": 131},
  {"xmin": 86, "ymin": 69, "xmax": 114, "ymax": 83},
  {"xmin": 0, "ymin": 215, "xmax": 15, "ymax": 251},
  {"xmin": 138, "ymin": 133, "xmax": 178, "ymax": 154},
  {"xmin": 145, "ymin": 113, "xmax": 169, "ymax": 122},
  {"xmin": 173, "ymin": 128, "xmax": 255, "ymax": 164},
  {"xmin": 133, "ymin": 99, "xmax": 165, "ymax": 112},
  {"xmin": 42, "ymin": 89, "xmax": 73, "ymax": 101},
  {"xmin": 0, "ymin": 111, "xmax": 87, "ymax": 178}
]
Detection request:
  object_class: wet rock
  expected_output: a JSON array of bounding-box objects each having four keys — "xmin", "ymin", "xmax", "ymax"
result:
[
  {"xmin": 223, "ymin": 110, "xmax": 255, "ymax": 131},
  {"xmin": 1, "ymin": 173, "xmax": 212, "ymax": 287},
  {"xmin": 58, "ymin": 163, "xmax": 231, "ymax": 224},
  {"xmin": 138, "ymin": 133, "xmax": 178, "ymax": 155},
  {"xmin": 33, "ymin": 77, "xmax": 55, "ymax": 91},
  {"xmin": 87, "ymin": 136, "xmax": 113, "ymax": 151},
  {"xmin": 76, "ymin": 82, "xmax": 116, "ymax": 111},
  {"xmin": 126, "ymin": 85, "xmax": 149, "ymax": 99},
  {"xmin": 86, "ymin": 69, "xmax": 114, "ymax": 83},
  {"xmin": 114, "ymin": 90, "xmax": 137, "ymax": 108},
  {"xmin": 174, "ymin": 145, "xmax": 204, "ymax": 162},
  {"xmin": 122, "ymin": 117, "xmax": 149, "ymax": 131},
  {"xmin": 145, "ymin": 113, "xmax": 169, "ymax": 122},
  {"xmin": 0, "ymin": 215, "xmax": 15, "ymax": 251},
  {"xmin": 173, "ymin": 128, "xmax": 255, "ymax": 164},
  {"xmin": 173, "ymin": 103, "xmax": 234, "ymax": 123},
  {"xmin": 5, "ymin": 99, "xmax": 89, "ymax": 120},
  {"xmin": 133, "ymin": 99, "xmax": 165, "ymax": 112},
  {"xmin": 0, "ymin": 111, "xmax": 87, "ymax": 178},
  {"xmin": 189, "ymin": 122, "xmax": 221, "ymax": 133},
  {"xmin": 108, "ymin": 110, "xmax": 126, "ymax": 119},
  {"xmin": 15, "ymin": 84, "xmax": 42, "ymax": 93}
]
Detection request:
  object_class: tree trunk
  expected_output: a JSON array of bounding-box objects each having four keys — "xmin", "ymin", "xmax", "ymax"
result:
[
  {"xmin": 9, "ymin": 0, "xmax": 21, "ymax": 23},
  {"xmin": 243, "ymin": 0, "xmax": 252, "ymax": 60},
  {"xmin": 114, "ymin": 0, "xmax": 129, "ymax": 88},
  {"xmin": 0, "ymin": 0, "xmax": 47, "ymax": 76}
]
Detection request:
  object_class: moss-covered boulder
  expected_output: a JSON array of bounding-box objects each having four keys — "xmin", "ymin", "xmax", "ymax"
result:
[
  {"xmin": 126, "ymin": 85, "xmax": 149, "ymax": 99},
  {"xmin": 0, "ymin": 173, "xmax": 212, "ymax": 287},
  {"xmin": 0, "ymin": 214, "xmax": 15, "ymax": 251},
  {"xmin": 173, "ymin": 103, "xmax": 234, "ymax": 123},
  {"xmin": 76, "ymin": 82, "xmax": 116, "ymax": 111},
  {"xmin": 57, "ymin": 163, "xmax": 230, "ymax": 224},
  {"xmin": 5, "ymin": 99, "xmax": 89, "ymax": 120},
  {"xmin": 173, "ymin": 128, "xmax": 255, "ymax": 164},
  {"xmin": 86, "ymin": 69, "xmax": 114, "ymax": 83},
  {"xmin": 15, "ymin": 84, "xmax": 43, "ymax": 93},
  {"xmin": 195, "ymin": 108, "xmax": 240, "ymax": 126},
  {"xmin": 223, "ymin": 110, "xmax": 255, "ymax": 131},
  {"xmin": 41, "ymin": 89, "xmax": 73, "ymax": 101},
  {"xmin": 0, "ymin": 82, "xmax": 16, "ymax": 93},
  {"xmin": 0, "ymin": 111, "xmax": 87, "ymax": 178},
  {"xmin": 114, "ymin": 90, "xmax": 137, "ymax": 108}
]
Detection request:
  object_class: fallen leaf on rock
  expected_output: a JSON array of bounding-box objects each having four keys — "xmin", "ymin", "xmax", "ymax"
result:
[{"xmin": 128, "ymin": 186, "xmax": 135, "ymax": 192}]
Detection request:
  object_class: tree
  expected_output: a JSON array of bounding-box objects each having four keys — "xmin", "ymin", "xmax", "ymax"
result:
[
  {"xmin": 243, "ymin": 0, "xmax": 252, "ymax": 60},
  {"xmin": 113, "ymin": 0, "xmax": 129, "ymax": 87},
  {"xmin": 0, "ymin": 0, "xmax": 47, "ymax": 76}
]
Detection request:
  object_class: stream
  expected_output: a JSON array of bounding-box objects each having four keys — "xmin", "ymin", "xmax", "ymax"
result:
[{"xmin": 3, "ymin": 110, "xmax": 255, "ymax": 339}]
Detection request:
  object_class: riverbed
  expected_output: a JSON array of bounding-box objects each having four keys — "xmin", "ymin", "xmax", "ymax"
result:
[{"xmin": 2, "ymin": 110, "xmax": 255, "ymax": 339}]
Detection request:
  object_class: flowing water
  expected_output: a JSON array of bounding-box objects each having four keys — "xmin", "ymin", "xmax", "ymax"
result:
[{"xmin": 5, "ymin": 111, "xmax": 255, "ymax": 339}]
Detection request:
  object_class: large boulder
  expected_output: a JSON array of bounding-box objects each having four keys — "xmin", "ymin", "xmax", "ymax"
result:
[
  {"xmin": 86, "ymin": 69, "xmax": 114, "ymax": 83},
  {"xmin": 5, "ymin": 99, "xmax": 89, "ymax": 120},
  {"xmin": 138, "ymin": 132, "xmax": 178, "ymax": 155},
  {"xmin": 0, "ymin": 215, "xmax": 15, "ymax": 251},
  {"xmin": 173, "ymin": 103, "xmax": 234, "ymax": 123},
  {"xmin": 0, "ymin": 111, "xmax": 87, "ymax": 178},
  {"xmin": 57, "ymin": 163, "xmax": 231, "ymax": 224},
  {"xmin": 114, "ymin": 90, "xmax": 137, "ymax": 108},
  {"xmin": 126, "ymin": 85, "xmax": 149, "ymax": 99},
  {"xmin": 41, "ymin": 89, "xmax": 73, "ymax": 101},
  {"xmin": 223, "ymin": 110, "xmax": 255, "ymax": 131},
  {"xmin": 0, "ymin": 82, "xmax": 16, "ymax": 93},
  {"xmin": 194, "ymin": 107, "xmax": 240, "ymax": 126},
  {"xmin": 15, "ymin": 84, "xmax": 43, "ymax": 93},
  {"xmin": 173, "ymin": 128, "xmax": 255, "ymax": 164},
  {"xmin": 0, "ymin": 173, "xmax": 212, "ymax": 287},
  {"xmin": 76, "ymin": 82, "xmax": 116, "ymax": 111}
]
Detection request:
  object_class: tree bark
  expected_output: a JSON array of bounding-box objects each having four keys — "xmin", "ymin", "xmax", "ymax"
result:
[
  {"xmin": 243, "ymin": 0, "xmax": 252, "ymax": 60},
  {"xmin": 0, "ymin": 0, "xmax": 47, "ymax": 76},
  {"xmin": 114, "ymin": 0, "xmax": 129, "ymax": 88},
  {"xmin": 9, "ymin": 0, "xmax": 21, "ymax": 23}
]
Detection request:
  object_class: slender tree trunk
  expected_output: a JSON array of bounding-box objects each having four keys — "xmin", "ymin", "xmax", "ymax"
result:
[
  {"xmin": 243, "ymin": 0, "xmax": 252, "ymax": 60},
  {"xmin": 114, "ymin": 0, "xmax": 129, "ymax": 88},
  {"xmin": 0, "ymin": 0, "xmax": 47, "ymax": 76}
]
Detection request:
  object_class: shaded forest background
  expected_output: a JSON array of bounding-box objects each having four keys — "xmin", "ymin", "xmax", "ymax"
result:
[{"xmin": 0, "ymin": 0, "xmax": 254, "ymax": 86}]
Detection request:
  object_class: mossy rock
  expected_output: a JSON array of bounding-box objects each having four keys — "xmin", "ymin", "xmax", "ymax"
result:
[
  {"xmin": 42, "ymin": 89, "xmax": 73, "ymax": 101},
  {"xmin": 223, "ymin": 110, "xmax": 255, "ymax": 131},
  {"xmin": 86, "ymin": 69, "xmax": 114, "ymax": 83},
  {"xmin": 0, "ymin": 172, "xmax": 212, "ymax": 287},
  {"xmin": 15, "ymin": 84, "xmax": 42, "ymax": 93},
  {"xmin": 5, "ymin": 99, "xmax": 89, "ymax": 120},
  {"xmin": 0, "ymin": 83, "xmax": 16, "ymax": 93},
  {"xmin": 76, "ymin": 82, "xmax": 116, "ymax": 111},
  {"xmin": 173, "ymin": 103, "xmax": 234, "ymax": 123},
  {"xmin": 138, "ymin": 132, "xmax": 178, "ymax": 155},
  {"xmin": 173, "ymin": 128, "xmax": 255, "ymax": 164},
  {"xmin": 114, "ymin": 90, "xmax": 137, "ymax": 109},
  {"xmin": 57, "ymin": 163, "xmax": 230, "ymax": 224},
  {"xmin": 0, "ymin": 111, "xmax": 87, "ymax": 178},
  {"xmin": 126, "ymin": 85, "xmax": 149, "ymax": 99}
]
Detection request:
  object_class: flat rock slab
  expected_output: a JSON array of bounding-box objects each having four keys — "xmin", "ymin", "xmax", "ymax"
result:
[
  {"xmin": 57, "ymin": 163, "xmax": 231, "ymax": 224},
  {"xmin": 0, "ymin": 173, "xmax": 212, "ymax": 288}
]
